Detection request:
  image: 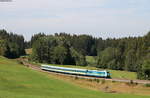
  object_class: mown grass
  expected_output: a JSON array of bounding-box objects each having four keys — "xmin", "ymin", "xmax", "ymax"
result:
[{"xmin": 0, "ymin": 56, "xmax": 149, "ymax": 98}]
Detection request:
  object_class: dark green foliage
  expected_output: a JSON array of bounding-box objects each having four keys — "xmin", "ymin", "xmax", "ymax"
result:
[
  {"xmin": 52, "ymin": 45, "xmax": 68, "ymax": 64},
  {"xmin": 144, "ymin": 83, "xmax": 150, "ymax": 87},
  {"xmin": 0, "ymin": 29, "xmax": 25, "ymax": 58},
  {"xmin": 138, "ymin": 60, "xmax": 150, "ymax": 80},
  {"xmin": 70, "ymin": 48, "xmax": 87, "ymax": 66},
  {"xmin": 1, "ymin": 29, "xmax": 149, "ymax": 80},
  {"xmin": 31, "ymin": 35, "xmax": 86, "ymax": 66},
  {"xmin": 30, "ymin": 31, "xmax": 150, "ymax": 80},
  {"xmin": 97, "ymin": 47, "xmax": 122, "ymax": 70},
  {"xmin": 97, "ymin": 32, "xmax": 150, "ymax": 80},
  {"xmin": 0, "ymin": 40, "xmax": 7, "ymax": 56},
  {"xmin": 125, "ymin": 49, "xmax": 137, "ymax": 71},
  {"xmin": 31, "ymin": 36, "xmax": 57, "ymax": 63},
  {"xmin": 72, "ymin": 35, "xmax": 96, "ymax": 55},
  {"xmin": 31, "ymin": 33, "xmax": 46, "ymax": 47}
]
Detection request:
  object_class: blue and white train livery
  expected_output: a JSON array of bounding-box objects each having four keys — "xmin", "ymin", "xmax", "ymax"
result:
[{"xmin": 41, "ymin": 65, "xmax": 111, "ymax": 78}]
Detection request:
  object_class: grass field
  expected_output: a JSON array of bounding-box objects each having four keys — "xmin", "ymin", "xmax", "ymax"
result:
[{"xmin": 0, "ymin": 56, "xmax": 149, "ymax": 98}]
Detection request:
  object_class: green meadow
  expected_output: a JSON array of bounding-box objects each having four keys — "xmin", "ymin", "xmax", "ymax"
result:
[{"xmin": 0, "ymin": 56, "xmax": 148, "ymax": 98}]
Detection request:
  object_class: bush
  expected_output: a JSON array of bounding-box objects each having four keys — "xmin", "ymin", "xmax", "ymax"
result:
[
  {"xmin": 17, "ymin": 60, "xmax": 23, "ymax": 65},
  {"xmin": 126, "ymin": 80, "xmax": 138, "ymax": 86},
  {"xmin": 144, "ymin": 83, "xmax": 150, "ymax": 87},
  {"xmin": 111, "ymin": 80, "xmax": 116, "ymax": 83},
  {"xmin": 93, "ymin": 78, "xmax": 100, "ymax": 83}
]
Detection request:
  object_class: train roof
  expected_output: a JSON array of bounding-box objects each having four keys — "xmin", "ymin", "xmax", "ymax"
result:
[
  {"xmin": 41, "ymin": 64, "xmax": 86, "ymax": 71},
  {"xmin": 41, "ymin": 64, "xmax": 108, "ymax": 72}
]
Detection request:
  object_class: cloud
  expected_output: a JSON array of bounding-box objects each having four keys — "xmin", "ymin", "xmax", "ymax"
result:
[{"xmin": 0, "ymin": 0, "xmax": 150, "ymax": 41}]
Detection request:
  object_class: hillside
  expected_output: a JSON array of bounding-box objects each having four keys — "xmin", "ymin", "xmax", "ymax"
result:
[{"xmin": 0, "ymin": 56, "xmax": 150, "ymax": 98}]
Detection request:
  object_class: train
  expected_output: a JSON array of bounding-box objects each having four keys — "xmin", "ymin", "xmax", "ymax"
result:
[{"xmin": 41, "ymin": 65, "xmax": 111, "ymax": 78}]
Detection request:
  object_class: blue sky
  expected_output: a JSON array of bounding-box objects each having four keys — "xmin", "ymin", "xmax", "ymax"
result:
[{"xmin": 0, "ymin": 0, "xmax": 150, "ymax": 41}]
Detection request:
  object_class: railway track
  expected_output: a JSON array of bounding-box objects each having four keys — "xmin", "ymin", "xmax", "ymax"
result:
[{"xmin": 21, "ymin": 61, "xmax": 150, "ymax": 84}]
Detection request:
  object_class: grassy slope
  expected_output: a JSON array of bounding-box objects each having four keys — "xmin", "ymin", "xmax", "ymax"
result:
[{"xmin": 0, "ymin": 56, "xmax": 149, "ymax": 98}]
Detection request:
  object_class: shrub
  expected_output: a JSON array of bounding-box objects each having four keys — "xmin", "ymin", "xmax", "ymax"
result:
[
  {"xmin": 94, "ymin": 78, "xmax": 100, "ymax": 83},
  {"xmin": 74, "ymin": 76, "xmax": 79, "ymax": 80},
  {"xmin": 17, "ymin": 60, "xmax": 23, "ymax": 65},
  {"xmin": 111, "ymin": 80, "xmax": 116, "ymax": 83},
  {"xmin": 144, "ymin": 83, "xmax": 150, "ymax": 87},
  {"xmin": 126, "ymin": 80, "xmax": 138, "ymax": 86}
]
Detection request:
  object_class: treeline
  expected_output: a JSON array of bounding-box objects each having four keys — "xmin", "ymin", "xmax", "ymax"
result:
[
  {"xmin": 0, "ymin": 30, "xmax": 25, "ymax": 58},
  {"xmin": 31, "ymin": 34, "xmax": 87, "ymax": 66},
  {"xmin": 30, "ymin": 32, "xmax": 150, "ymax": 80},
  {"xmin": 0, "ymin": 29, "xmax": 149, "ymax": 80},
  {"xmin": 97, "ymin": 34, "xmax": 150, "ymax": 80},
  {"xmin": 97, "ymin": 36, "xmax": 149, "ymax": 71},
  {"xmin": 30, "ymin": 33, "xmax": 97, "ymax": 56}
]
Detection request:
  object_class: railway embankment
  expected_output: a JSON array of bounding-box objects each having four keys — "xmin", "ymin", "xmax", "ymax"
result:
[{"xmin": 21, "ymin": 60, "xmax": 150, "ymax": 84}]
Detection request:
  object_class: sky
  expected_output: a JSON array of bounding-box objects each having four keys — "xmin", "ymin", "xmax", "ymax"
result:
[{"xmin": 0, "ymin": 0, "xmax": 150, "ymax": 41}]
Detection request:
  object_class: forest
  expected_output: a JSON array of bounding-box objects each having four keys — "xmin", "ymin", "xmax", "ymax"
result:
[
  {"xmin": 0, "ymin": 29, "xmax": 25, "ymax": 58},
  {"xmin": 0, "ymin": 29, "xmax": 150, "ymax": 80}
]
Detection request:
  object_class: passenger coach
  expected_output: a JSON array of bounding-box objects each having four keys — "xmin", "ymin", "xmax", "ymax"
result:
[{"xmin": 41, "ymin": 65, "xmax": 111, "ymax": 78}]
